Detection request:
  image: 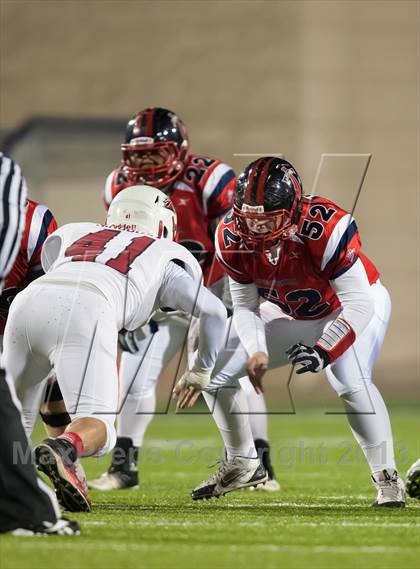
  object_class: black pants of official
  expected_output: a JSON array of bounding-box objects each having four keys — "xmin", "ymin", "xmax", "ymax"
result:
[{"xmin": 0, "ymin": 368, "xmax": 57, "ymax": 532}]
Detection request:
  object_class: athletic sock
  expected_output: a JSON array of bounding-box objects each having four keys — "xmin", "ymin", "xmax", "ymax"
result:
[
  {"xmin": 56, "ymin": 432, "xmax": 84, "ymax": 459},
  {"xmin": 254, "ymin": 438, "xmax": 276, "ymax": 479},
  {"xmin": 109, "ymin": 437, "xmax": 138, "ymax": 473}
]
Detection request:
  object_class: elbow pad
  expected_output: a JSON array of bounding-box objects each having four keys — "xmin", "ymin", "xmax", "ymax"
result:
[{"xmin": 316, "ymin": 317, "xmax": 356, "ymax": 363}]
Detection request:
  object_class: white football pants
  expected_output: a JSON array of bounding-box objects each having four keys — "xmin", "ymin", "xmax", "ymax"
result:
[
  {"xmin": 117, "ymin": 315, "xmax": 269, "ymax": 447},
  {"xmin": 206, "ymin": 281, "xmax": 396, "ymax": 473},
  {"xmin": 2, "ymin": 282, "xmax": 119, "ymax": 456}
]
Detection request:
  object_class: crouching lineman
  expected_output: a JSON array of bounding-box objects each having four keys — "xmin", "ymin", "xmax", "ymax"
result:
[
  {"xmin": 2, "ymin": 185, "xmax": 227, "ymax": 512},
  {"xmin": 90, "ymin": 107, "xmax": 278, "ymax": 491},
  {"xmin": 175, "ymin": 157, "xmax": 406, "ymax": 508}
]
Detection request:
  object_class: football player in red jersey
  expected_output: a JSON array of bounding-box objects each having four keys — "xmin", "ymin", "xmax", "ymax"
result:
[
  {"xmin": 0, "ymin": 199, "xmax": 58, "ymax": 338},
  {"xmin": 89, "ymin": 108, "xmax": 279, "ymax": 491},
  {"xmin": 175, "ymin": 157, "xmax": 406, "ymax": 507},
  {"xmin": 0, "ymin": 199, "xmax": 71, "ymax": 436}
]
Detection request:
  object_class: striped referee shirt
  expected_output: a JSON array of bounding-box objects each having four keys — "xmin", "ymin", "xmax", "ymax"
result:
[{"xmin": 0, "ymin": 153, "xmax": 27, "ymax": 292}]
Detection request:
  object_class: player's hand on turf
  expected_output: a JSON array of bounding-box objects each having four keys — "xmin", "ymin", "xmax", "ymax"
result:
[
  {"xmin": 246, "ymin": 352, "xmax": 269, "ymax": 394},
  {"xmin": 173, "ymin": 368, "xmax": 212, "ymax": 409},
  {"xmin": 286, "ymin": 343, "xmax": 330, "ymax": 374}
]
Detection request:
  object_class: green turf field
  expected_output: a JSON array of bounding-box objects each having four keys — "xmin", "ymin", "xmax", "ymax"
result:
[{"xmin": 1, "ymin": 406, "xmax": 419, "ymax": 569}]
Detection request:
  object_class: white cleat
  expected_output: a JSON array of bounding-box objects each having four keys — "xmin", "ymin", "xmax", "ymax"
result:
[
  {"xmin": 88, "ymin": 470, "xmax": 139, "ymax": 491},
  {"xmin": 405, "ymin": 458, "xmax": 420, "ymax": 499},
  {"xmin": 192, "ymin": 456, "xmax": 267, "ymax": 500},
  {"xmin": 371, "ymin": 468, "xmax": 406, "ymax": 508},
  {"xmin": 249, "ymin": 478, "xmax": 281, "ymax": 492},
  {"xmin": 11, "ymin": 518, "xmax": 81, "ymax": 536}
]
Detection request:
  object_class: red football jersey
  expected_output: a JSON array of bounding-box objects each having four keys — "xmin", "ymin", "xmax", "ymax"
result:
[
  {"xmin": 215, "ymin": 195, "xmax": 380, "ymax": 320},
  {"xmin": 103, "ymin": 153, "xmax": 236, "ymax": 286},
  {"xmin": 0, "ymin": 199, "xmax": 58, "ymax": 333}
]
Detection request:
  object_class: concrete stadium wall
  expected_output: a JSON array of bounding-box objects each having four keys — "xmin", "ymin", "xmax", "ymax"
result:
[{"xmin": 1, "ymin": 0, "xmax": 418, "ymax": 394}]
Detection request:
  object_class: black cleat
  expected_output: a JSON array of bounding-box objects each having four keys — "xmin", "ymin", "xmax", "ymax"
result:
[
  {"xmin": 406, "ymin": 459, "xmax": 420, "ymax": 499},
  {"xmin": 35, "ymin": 438, "xmax": 91, "ymax": 513}
]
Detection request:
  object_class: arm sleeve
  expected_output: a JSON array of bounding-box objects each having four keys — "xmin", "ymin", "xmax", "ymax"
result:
[
  {"xmin": 159, "ymin": 262, "xmax": 227, "ymax": 371},
  {"xmin": 229, "ymin": 276, "xmax": 268, "ymax": 356},
  {"xmin": 316, "ymin": 258, "xmax": 375, "ymax": 361},
  {"xmin": 28, "ymin": 209, "xmax": 58, "ymax": 280}
]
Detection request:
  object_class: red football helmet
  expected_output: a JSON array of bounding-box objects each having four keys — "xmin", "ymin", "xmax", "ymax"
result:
[
  {"xmin": 121, "ymin": 107, "xmax": 189, "ymax": 190},
  {"xmin": 233, "ymin": 157, "xmax": 303, "ymax": 250}
]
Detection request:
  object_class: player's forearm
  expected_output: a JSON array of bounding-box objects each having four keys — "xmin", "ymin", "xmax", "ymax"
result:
[
  {"xmin": 229, "ymin": 277, "xmax": 268, "ymax": 357},
  {"xmin": 319, "ymin": 259, "xmax": 375, "ymax": 361},
  {"xmin": 193, "ymin": 288, "xmax": 227, "ymax": 370},
  {"xmin": 160, "ymin": 262, "xmax": 227, "ymax": 370}
]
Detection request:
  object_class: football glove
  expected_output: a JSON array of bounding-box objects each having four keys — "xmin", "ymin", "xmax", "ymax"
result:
[
  {"xmin": 173, "ymin": 367, "xmax": 213, "ymax": 409},
  {"xmin": 177, "ymin": 368, "xmax": 212, "ymax": 391},
  {"xmin": 286, "ymin": 343, "xmax": 330, "ymax": 374},
  {"xmin": 0, "ymin": 286, "xmax": 23, "ymax": 317}
]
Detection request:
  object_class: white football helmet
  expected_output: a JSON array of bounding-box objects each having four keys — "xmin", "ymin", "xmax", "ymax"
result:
[{"xmin": 106, "ymin": 185, "xmax": 177, "ymax": 240}]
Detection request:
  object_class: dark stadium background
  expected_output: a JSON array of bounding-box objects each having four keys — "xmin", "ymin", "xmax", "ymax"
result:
[{"xmin": 0, "ymin": 0, "xmax": 418, "ymax": 406}]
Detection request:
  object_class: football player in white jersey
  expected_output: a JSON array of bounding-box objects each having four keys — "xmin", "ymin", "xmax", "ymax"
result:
[{"xmin": 2, "ymin": 186, "xmax": 227, "ymax": 512}]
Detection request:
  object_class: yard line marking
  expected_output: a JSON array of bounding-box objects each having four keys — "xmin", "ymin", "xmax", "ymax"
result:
[{"xmin": 6, "ymin": 542, "xmax": 407, "ymax": 554}]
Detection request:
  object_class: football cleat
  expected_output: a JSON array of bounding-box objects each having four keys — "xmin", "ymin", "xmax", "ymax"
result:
[
  {"xmin": 192, "ymin": 457, "xmax": 267, "ymax": 500},
  {"xmin": 405, "ymin": 458, "xmax": 420, "ymax": 499},
  {"xmin": 371, "ymin": 468, "xmax": 406, "ymax": 508},
  {"xmin": 35, "ymin": 438, "xmax": 92, "ymax": 513},
  {"xmin": 88, "ymin": 468, "xmax": 139, "ymax": 491},
  {"xmin": 249, "ymin": 439, "xmax": 280, "ymax": 492},
  {"xmin": 11, "ymin": 518, "xmax": 81, "ymax": 536}
]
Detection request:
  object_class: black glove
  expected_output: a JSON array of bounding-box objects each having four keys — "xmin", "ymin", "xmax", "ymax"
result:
[
  {"xmin": 0, "ymin": 286, "xmax": 24, "ymax": 317},
  {"xmin": 286, "ymin": 343, "xmax": 330, "ymax": 374},
  {"xmin": 118, "ymin": 321, "xmax": 159, "ymax": 354},
  {"xmin": 118, "ymin": 329, "xmax": 139, "ymax": 354}
]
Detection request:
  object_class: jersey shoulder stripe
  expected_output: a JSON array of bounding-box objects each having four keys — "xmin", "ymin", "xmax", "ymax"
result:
[
  {"xmin": 201, "ymin": 162, "xmax": 235, "ymax": 214},
  {"xmin": 320, "ymin": 213, "xmax": 355, "ymax": 270},
  {"xmin": 27, "ymin": 203, "xmax": 57, "ymax": 263}
]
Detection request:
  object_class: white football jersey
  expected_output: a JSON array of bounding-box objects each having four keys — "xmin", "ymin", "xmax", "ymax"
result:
[{"xmin": 40, "ymin": 222, "xmax": 202, "ymax": 330}]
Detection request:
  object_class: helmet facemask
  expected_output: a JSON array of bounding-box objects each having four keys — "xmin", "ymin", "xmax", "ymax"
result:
[
  {"xmin": 121, "ymin": 139, "xmax": 184, "ymax": 189},
  {"xmin": 234, "ymin": 204, "xmax": 300, "ymax": 251}
]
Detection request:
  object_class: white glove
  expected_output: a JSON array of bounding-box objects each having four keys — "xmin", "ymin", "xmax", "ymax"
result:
[
  {"xmin": 173, "ymin": 367, "xmax": 212, "ymax": 409},
  {"xmin": 177, "ymin": 368, "xmax": 212, "ymax": 390}
]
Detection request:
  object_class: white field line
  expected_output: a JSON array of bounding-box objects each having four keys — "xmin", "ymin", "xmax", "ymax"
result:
[
  {"xmin": 6, "ymin": 542, "xmax": 408, "ymax": 554},
  {"xmin": 81, "ymin": 519, "xmax": 420, "ymax": 529}
]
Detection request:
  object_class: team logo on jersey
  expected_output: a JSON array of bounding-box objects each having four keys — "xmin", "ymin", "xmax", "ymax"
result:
[
  {"xmin": 266, "ymin": 244, "xmax": 282, "ymax": 265},
  {"xmin": 346, "ymin": 247, "xmax": 356, "ymax": 263}
]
